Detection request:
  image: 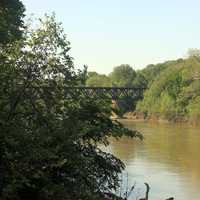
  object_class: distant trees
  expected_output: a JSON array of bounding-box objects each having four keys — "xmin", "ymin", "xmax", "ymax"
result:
[
  {"xmin": 86, "ymin": 65, "xmax": 148, "ymax": 113},
  {"xmin": 86, "ymin": 55, "xmax": 200, "ymax": 123},
  {"xmin": 132, "ymin": 72, "xmax": 148, "ymax": 88},
  {"xmin": 86, "ymin": 64, "xmax": 143, "ymax": 89},
  {"xmin": 109, "ymin": 64, "xmax": 136, "ymax": 87},
  {"xmin": 187, "ymin": 48, "xmax": 200, "ymax": 58},
  {"xmin": 86, "ymin": 73, "xmax": 112, "ymax": 87},
  {"xmin": 136, "ymin": 57, "xmax": 200, "ymax": 122},
  {"xmin": 86, "ymin": 63, "xmax": 162, "ymax": 91},
  {"xmin": 86, "ymin": 64, "xmax": 148, "ymax": 89}
]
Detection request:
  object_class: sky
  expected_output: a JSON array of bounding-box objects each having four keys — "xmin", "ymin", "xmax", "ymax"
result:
[{"xmin": 22, "ymin": 0, "xmax": 200, "ymax": 74}]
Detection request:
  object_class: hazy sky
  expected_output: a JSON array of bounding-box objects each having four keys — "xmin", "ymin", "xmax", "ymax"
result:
[{"xmin": 22, "ymin": 0, "xmax": 200, "ymax": 74}]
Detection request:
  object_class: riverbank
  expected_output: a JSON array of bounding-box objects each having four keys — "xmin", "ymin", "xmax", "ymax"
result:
[{"xmin": 112, "ymin": 111, "xmax": 200, "ymax": 126}]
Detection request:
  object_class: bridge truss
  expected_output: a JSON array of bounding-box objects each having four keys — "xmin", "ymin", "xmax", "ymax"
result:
[{"xmin": 64, "ymin": 87, "xmax": 145, "ymax": 100}]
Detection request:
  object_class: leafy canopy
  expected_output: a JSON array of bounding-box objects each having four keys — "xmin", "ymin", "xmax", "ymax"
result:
[
  {"xmin": 0, "ymin": 14, "xmax": 141, "ymax": 200},
  {"xmin": 0, "ymin": 0, "xmax": 25, "ymax": 45},
  {"xmin": 136, "ymin": 57, "xmax": 200, "ymax": 122},
  {"xmin": 109, "ymin": 64, "xmax": 136, "ymax": 87},
  {"xmin": 86, "ymin": 73, "xmax": 112, "ymax": 87}
]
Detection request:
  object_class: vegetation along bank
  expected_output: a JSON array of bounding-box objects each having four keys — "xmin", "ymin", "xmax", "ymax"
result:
[{"xmin": 86, "ymin": 53, "xmax": 200, "ymax": 124}]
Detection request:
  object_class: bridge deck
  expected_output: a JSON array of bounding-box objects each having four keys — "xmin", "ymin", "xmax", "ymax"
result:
[{"xmin": 63, "ymin": 87, "xmax": 145, "ymax": 100}]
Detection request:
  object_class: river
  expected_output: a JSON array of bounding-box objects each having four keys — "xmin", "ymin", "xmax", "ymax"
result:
[{"xmin": 104, "ymin": 121, "xmax": 200, "ymax": 200}]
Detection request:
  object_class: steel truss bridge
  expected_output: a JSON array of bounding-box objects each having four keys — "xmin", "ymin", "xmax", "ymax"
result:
[{"xmin": 64, "ymin": 87, "xmax": 145, "ymax": 100}]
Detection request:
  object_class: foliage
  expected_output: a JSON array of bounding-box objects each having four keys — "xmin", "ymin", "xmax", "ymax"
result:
[
  {"xmin": 86, "ymin": 65, "xmax": 147, "ymax": 113},
  {"xmin": 109, "ymin": 64, "xmax": 136, "ymax": 87},
  {"xmin": 86, "ymin": 73, "xmax": 112, "ymax": 87},
  {"xmin": 87, "ymin": 71, "xmax": 99, "ymax": 78},
  {"xmin": 84, "ymin": 56, "xmax": 200, "ymax": 122},
  {"xmin": 132, "ymin": 71, "xmax": 148, "ymax": 88},
  {"xmin": 187, "ymin": 96, "xmax": 200, "ymax": 123},
  {"xmin": 85, "ymin": 62, "xmax": 175, "ymax": 114},
  {"xmin": 136, "ymin": 57, "xmax": 200, "ymax": 122},
  {"xmin": 187, "ymin": 48, "xmax": 200, "ymax": 58},
  {"xmin": 138, "ymin": 60, "xmax": 179, "ymax": 87},
  {"xmin": 0, "ymin": 0, "xmax": 25, "ymax": 45},
  {"xmin": 78, "ymin": 65, "xmax": 88, "ymax": 85},
  {"xmin": 0, "ymin": 14, "xmax": 141, "ymax": 200}
]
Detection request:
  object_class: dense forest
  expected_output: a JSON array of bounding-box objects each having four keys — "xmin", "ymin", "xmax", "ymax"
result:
[
  {"xmin": 137, "ymin": 56, "xmax": 200, "ymax": 123},
  {"xmin": 86, "ymin": 54, "xmax": 200, "ymax": 123}
]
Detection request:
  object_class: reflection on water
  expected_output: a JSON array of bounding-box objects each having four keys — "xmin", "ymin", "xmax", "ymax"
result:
[{"xmin": 104, "ymin": 121, "xmax": 200, "ymax": 200}]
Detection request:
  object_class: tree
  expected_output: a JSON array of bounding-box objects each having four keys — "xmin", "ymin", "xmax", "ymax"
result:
[
  {"xmin": 187, "ymin": 48, "xmax": 200, "ymax": 58},
  {"xmin": 108, "ymin": 65, "xmax": 138, "ymax": 113},
  {"xmin": 132, "ymin": 72, "xmax": 148, "ymax": 88},
  {"xmin": 109, "ymin": 64, "xmax": 136, "ymax": 87},
  {"xmin": 78, "ymin": 65, "xmax": 88, "ymax": 85},
  {"xmin": 86, "ymin": 73, "xmax": 112, "ymax": 87},
  {"xmin": 0, "ymin": 0, "xmax": 25, "ymax": 45},
  {"xmin": 0, "ymin": 15, "xmax": 141, "ymax": 200},
  {"xmin": 87, "ymin": 71, "xmax": 99, "ymax": 78},
  {"xmin": 136, "ymin": 57, "xmax": 200, "ymax": 122}
]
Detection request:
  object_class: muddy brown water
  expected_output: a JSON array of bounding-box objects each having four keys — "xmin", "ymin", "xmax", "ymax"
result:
[{"xmin": 103, "ymin": 121, "xmax": 200, "ymax": 200}]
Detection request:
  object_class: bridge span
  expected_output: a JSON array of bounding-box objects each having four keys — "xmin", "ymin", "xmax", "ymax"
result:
[{"xmin": 64, "ymin": 87, "xmax": 145, "ymax": 100}]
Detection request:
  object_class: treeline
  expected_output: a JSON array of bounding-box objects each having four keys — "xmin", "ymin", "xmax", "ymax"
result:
[
  {"xmin": 137, "ymin": 55, "xmax": 200, "ymax": 123},
  {"xmin": 85, "ymin": 63, "xmax": 171, "ymax": 114},
  {"xmin": 86, "ymin": 64, "xmax": 147, "ymax": 88},
  {"xmin": 86, "ymin": 53, "xmax": 200, "ymax": 123},
  {"xmin": 86, "ymin": 64, "xmax": 149, "ymax": 113}
]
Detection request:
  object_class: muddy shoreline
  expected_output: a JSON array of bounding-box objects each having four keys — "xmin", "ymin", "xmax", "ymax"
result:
[{"xmin": 111, "ymin": 112, "xmax": 200, "ymax": 126}]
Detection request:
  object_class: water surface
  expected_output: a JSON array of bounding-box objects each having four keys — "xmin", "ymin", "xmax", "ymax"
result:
[{"xmin": 105, "ymin": 121, "xmax": 200, "ymax": 200}]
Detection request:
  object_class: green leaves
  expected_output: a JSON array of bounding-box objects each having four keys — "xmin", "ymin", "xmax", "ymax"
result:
[
  {"xmin": 136, "ymin": 57, "xmax": 200, "ymax": 122},
  {"xmin": 86, "ymin": 74, "xmax": 112, "ymax": 87},
  {"xmin": 0, "ymin": 0, "xmax": 25, "ymax": 45},
  {"xmin": 109, "ymin": 64, "xmax": 136, "ymax": 87},
  {"xmin": 0, "ymin": 14, "xmax": 140, "ymax": 200}
]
